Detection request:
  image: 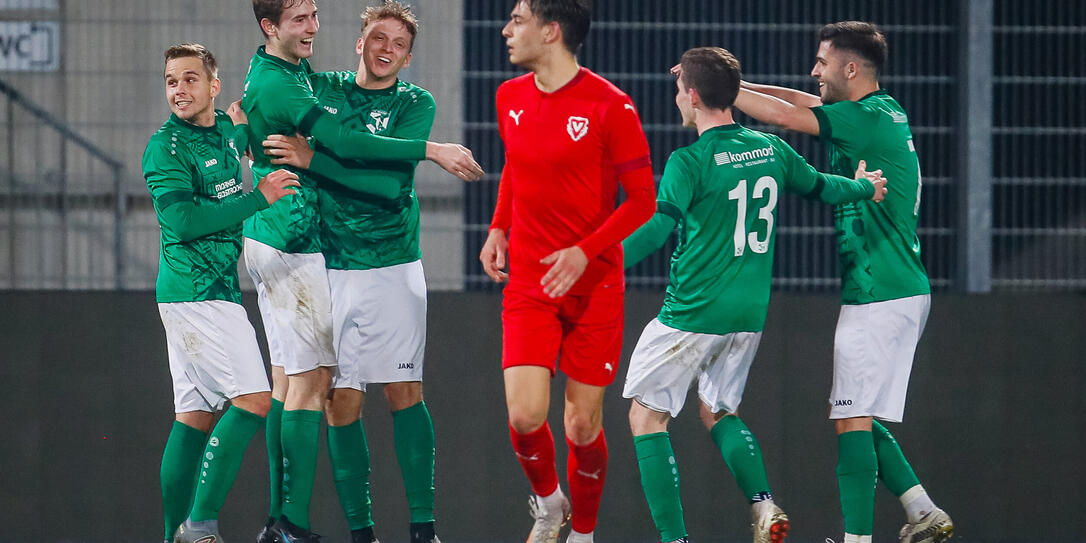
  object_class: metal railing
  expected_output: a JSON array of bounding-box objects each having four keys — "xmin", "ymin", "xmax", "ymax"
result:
[
  {"xmin": 461, "ymin": 0, "xmax": 1086, "ymax": 293},
  {"xmin": 0, "ymin": 77, "xmax": 127, "ymax": 289}
]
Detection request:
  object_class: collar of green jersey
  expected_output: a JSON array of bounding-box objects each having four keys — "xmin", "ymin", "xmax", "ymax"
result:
[
  {"xmin": 256, "ymin": 45, "xmax": 309, "ymax": 74},
  {"xmin": 859, "ymin": 89, "xmax": 889, "ymax": 101},
  {"xmin": 351, "ymin": 78, "xmax": 400, "ymax": 96},
  {"xmin": 699, "ymin": 122, "xmax": 743, "ymax": 137},
  {"xmin": 169, "ymin": 113, "xmax": 219, "ymax": 133}
]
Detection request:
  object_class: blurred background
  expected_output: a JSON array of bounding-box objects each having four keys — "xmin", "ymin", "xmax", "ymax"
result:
[{"xmin": 0, "ymin": 1, "xmax": 1083, "ymax": 542}]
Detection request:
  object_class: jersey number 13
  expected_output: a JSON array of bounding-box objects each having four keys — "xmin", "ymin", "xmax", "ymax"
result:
[{"xmin": 727, "ymin": 176, "xmax": 778, "ymax": 257}]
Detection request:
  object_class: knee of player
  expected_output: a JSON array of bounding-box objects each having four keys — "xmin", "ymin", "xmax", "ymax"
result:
[
  {"xmin": 507, "ymin": 408, "xmax": 548, "ymax": 435},
  {"xmin": 628, "ymin": 401, "xmax": 670, "ymax": 436},
  {"xmin": 231, "ymin": 391, "xmax": 272, "ymax": 418},
  {"xmin": 699, "ymin": 403, "xmax": 737, "ymax": 431},
  {"xmin": 384, "ymin": 381, "xmax": 423, "ymax": 411},
  {"xmin": 564, "ymin": 411, "xmax": 603, "ymax": 444},
  {"xmin": 324, "ymin": 395, "xmax": 362, "ymax": 426}
]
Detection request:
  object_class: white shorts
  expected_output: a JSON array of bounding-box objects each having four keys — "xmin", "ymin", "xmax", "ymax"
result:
[
  {"xmin": 329, "ymin": 260, "xmax": 427, "ymax": 390},
  {"xmin": 829, "ymin": 294, "xmax": 930, "ymax": 422},
  {"xmin": 622, "ymin": 318, "xmax": 762, "ymax": 418},
  {"xmin": 243, "ymin": 238, "xmax": 337, "ymax": 375},
  {"xmin": 159, "ymin": 300, "xmax": 271, "ymax": 413}
]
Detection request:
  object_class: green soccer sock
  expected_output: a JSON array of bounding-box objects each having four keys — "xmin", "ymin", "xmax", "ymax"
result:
[
  {"xmin": 393, "ymin": 401, "xmax": 436, "ymax": 523},
  {"xmin": 280, "ymin": 409, "xmax": 323, "ymax": 530},
  {"xmin": 328, "ymin": 420, "xmax": 374, "ymax": 530},
  {"xmin": 266, "ymin": 398, "xmax": 285, "ymax": 519},
  {"xmin": 872, "ymin": 421, "xmax": 921, "ymax": 496},
  {"xmin": 710, "ymin": 415, "xmax": 773, "ymax": 502},
  {"xmin": 633, "ymin": 432, "xmax": 687, "ymax": 543},
  {"xmin": 837, "ymin": 430, "xmax": 877, "ymax": 536},
  {"xmin": 160, "ymin": 420, "xmax": 208, "ymax": 540},
  {"xmin": 188, "ymin": 406, "xmax": 264, "ymax": 522}
]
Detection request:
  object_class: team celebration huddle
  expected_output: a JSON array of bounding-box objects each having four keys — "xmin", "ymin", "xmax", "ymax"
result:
[{"xmin": 142, "ymin": 1, "xmax": 953, "ymax": 542}]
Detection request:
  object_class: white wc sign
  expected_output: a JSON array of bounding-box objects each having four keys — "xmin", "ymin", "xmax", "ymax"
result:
[{"xmin": 0, "ymin": 21, "xmax": 59, "ymax": 71}]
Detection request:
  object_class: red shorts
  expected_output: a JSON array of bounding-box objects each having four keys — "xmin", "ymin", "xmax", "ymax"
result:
[{"xmin": 501, "ymin": 282, "xmax": 624, "ymax": 386}]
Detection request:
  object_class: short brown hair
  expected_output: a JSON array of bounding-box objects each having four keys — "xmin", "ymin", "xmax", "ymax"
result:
[
  {"xmin": 252, "ymin": 0, "xmax": 313, "ymax": 37},
  {"xmin": 164, "ymin": 43, "xmax": 218, "ymax": 79},
  {"xmin": 680, "ymin": 47, "xmax": 741, "ymax": 111},
  {"xmin": 361, "ymin": 0, "xmax": 420, "ymax": 50},
  {"xmin": 818, "ymin": 21, "xmax": 888, "ymax": 75},
  {"xmin": 524, "ymin": 0, "xmax": 592, "ymax": 54}
]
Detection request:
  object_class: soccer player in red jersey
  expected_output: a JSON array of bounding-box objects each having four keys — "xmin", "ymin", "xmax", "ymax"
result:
[{"xmin": 478, "ymin": 2, "xmax": 656, "ymax": 542}]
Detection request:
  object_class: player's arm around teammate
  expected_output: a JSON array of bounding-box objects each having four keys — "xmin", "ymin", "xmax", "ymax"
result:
[
  {"xmin": 257, "ymin": 4, "xmax": 449, "ymax": 542},
  {"xmin": 732, "ymin": 22, "xmax": 953, "ymax": 543},
  {"xmin": 621, "ymin": 49, "xmax": 885, "ymax": 543},
  {"xmin": 249, "ymin": 0, "xmax": 482, "ymax": 182},
  {"xmin": 144, "ymin": 43, "xmax": 299, "ymax": 543}
]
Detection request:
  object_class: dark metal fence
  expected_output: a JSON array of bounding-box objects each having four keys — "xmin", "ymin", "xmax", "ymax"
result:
[
  {"xmin": 0, "ymin": 77, "xmax": 126, "ymax": 289},
  {"xmin": 462, "ymin": 0, "xmax": 1085, "ymax": 293}
]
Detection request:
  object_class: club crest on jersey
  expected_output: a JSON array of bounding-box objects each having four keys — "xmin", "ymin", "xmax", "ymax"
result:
[
  {"xmin": 566, "ymin": 116, "xmax": 589, "ymax": 141},
  {"xmin": 366, "ymin": 110, "xmax": 390, "ymax": 134}
]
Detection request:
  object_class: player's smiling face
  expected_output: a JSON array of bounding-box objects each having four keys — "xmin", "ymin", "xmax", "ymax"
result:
[
  {"xmin": 357, "ymin": 17, "xmax": 413, "ymax": 87},
  {"xmin": 164, "ymin": 56, "xmax": 220, "ymax": 127},
  {"xmin": 502, "ymin": 1, "xmax": 548, "ymax": 68},
  {"xmin": 266, "ymin": 0, "xmax": 319, "ymax": 63},
  {"xmin": 811, "ymin": 40, "xmax": 849, "ymax": 104}
]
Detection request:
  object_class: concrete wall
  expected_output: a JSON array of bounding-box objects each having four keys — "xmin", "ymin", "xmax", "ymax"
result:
[
  {"xmin": 1, "ymin": 291, "xmax": 1083, "ymax": 542},
  {"xmin": 0, "ymin": 0, "xmax": 466, "ymax": 290}
]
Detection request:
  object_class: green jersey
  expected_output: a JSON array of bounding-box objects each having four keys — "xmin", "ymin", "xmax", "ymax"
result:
[
  {"xmin": 239, "ymin": 46, "xmax": 428, "ymax": 254},
  {"xmin": 142, "ymin": 111, "xmax": 268, "ymax": 304},
  {"xmin": 811, "ymin": 90, "xmax": 930, "ymax": 304},
  {"xmin": 309, "ymin": 72, "xmax": 435, "ymax": 270},
  {"xmin": 240, "ymin": 47, "xmax": 321, "ymax": 253},
  {"xmin": 626, "ymin": 123, "xmax": 874, "ymax": 335}
]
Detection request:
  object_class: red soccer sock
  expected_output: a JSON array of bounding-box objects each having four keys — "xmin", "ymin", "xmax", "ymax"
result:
[
  {"xmin": 567, "ymin": 430, "xmax": 608, "ymax": 533},
  {"xmin": 509, "ymin": 422, "xmax": 559, "ymax": 497}
]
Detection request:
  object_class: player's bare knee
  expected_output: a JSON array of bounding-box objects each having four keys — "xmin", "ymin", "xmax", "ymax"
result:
[
  {"xmin": 507, "ymin": 406, "xmax": 547, "ymax": 434},
  {"xmin": 698, "ymin": 402, "xmax": 735, "ymax": 430},
  {"xmin": 834, "ymin": 416, "xmax": 873, "ymax": 434},
  {"xmin": 231, "ymin": 391, "xmax": 272, "ymax": 417},
  {"xmin": 384, "ymin": 381, "xmax": 423, "ymax": 411},
  {"xmin": 564, "ymin": 410, "xmax": 603, "ymax": 445},
  {"xmin": 176, "ymin": 410, "xmax": 214, "ymax": 433},
  {"xmin": 270, "ymin": 365, "xmax": 289, "ymax": 402},
  {"xmin": 324, "ymin": 387, "xmax": 363, "ymax": 426},
  {"xmin": 628, "ymin": 401, "xmax": 669, "ymax": 436}
]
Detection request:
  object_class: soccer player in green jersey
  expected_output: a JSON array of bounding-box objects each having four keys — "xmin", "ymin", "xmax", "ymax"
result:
[
  {"xmin": 242, "ymin": 2, "xmax": 482, "ymax": 541},
  {"xmin": 143, "ymin": 43, "xmax": 300, "ymax": 543},
  {"xmin": 260, "ymin": 4, "xmax": 443, "ymax": 543},
  {"xmin": 733, "ymin": 21, "xmax": 954, "ymax": 543},
  {"xmin": 622, "ymin": 47, "xmax": 886, "ymax": 543}
]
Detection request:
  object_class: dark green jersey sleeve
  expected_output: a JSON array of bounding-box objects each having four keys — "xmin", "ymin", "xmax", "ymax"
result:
[
  {"xmin": 622, "ymin": 212, "xmax": 676, "ymax": 269},
  {"xmin": 389, "ymin": 90, "xmax": 436, "ymax": 141},
  {"xmin": 230, "ymin": 123, "xmax": 250, "ymax": 159},
  {"xmin": 308, "ymin": 152, "xmax": 401, "ymax": 200},
  {"xmin": 773, "ymin": 135, "xmax": 875, "ymax": 205},
  {"xmin": 159, "ymin": 191, "xmax": 269, "ymax": 242},
  {"xmin": 811, "ymin": 100, "xmax": 881, "ymax": 155},
  {"xmin": 300, "ymin": 107, "xmax": 427, "ymax": 162},
  {"xmin": 143, "ymin": 141, "xmax": 268, "ymax": 242},
  {"xmin": 306, "ymin": 87, "xmax": 436, "ymax": 199},
  {"xmin": 622, "ymin": 151, "xmax": 691, "ymax": 267}
]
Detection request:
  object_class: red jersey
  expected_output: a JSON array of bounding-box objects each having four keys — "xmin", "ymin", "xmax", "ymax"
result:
[{"xmin": 491, "ymin": 67, "xmax": 655, "ymax": 295}]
